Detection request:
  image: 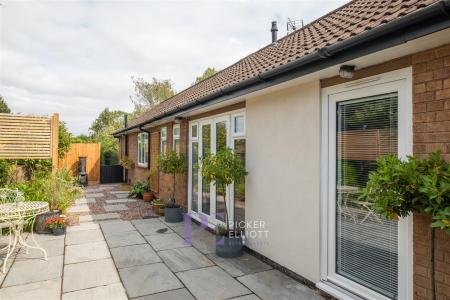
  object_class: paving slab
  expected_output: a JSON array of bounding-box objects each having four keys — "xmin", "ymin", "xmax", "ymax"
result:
[
  {"xmin": 67, "ymin": 204, "xmax": 91, "ymax": 213},
  {"xmin": 84, "ymin": 187, "xmax": 105, "ymax": 192},
  {"xmin": 3, "ymin": 255, "xmax": 63, "ymax": 287},
  {"xmin": 189, "ymin": 231, "xmax": 216, "ymax": 254},
  {"xmin": 177, "ymin": 266, "xmax": 250, "ymax": 300},
  {"xmin": 110, "ymin": 244, "xmax": 161, "ymax": 269},
  {"xmin": 0, "ymin": 278, "xmax": 61, "ymax": 300},
  {"xmin": 62, "ymin": 282, "xmax": 127, "ymax": 300},
  {"xmin": 84, "ymin": 192, "xmax": 104, "ymax": 197},
  {"xmin": 65, "ymin": 241, "xmax": 110, "ymax": 264},
  {"xmin": 25, "ymin": 232, "xmax": 65, "ymax": 242},
  {"xmin": 230, "ymin": 294, "xmax": 261, "ymax": 300},
  {"xmin": 16, "ymin": 238, "xmax": 64, "ymax": 260},
  {"xmin": 119, "ymin": 263, "xmax": 183, "ymax": 298},
  {"xmin": 109, "ymin": 191, "xmax": 129, "ymax": 194},
  {"xmin": 105, "ymin": 230, "xmax": 146, "ymax": 248},
  {"xmin": 115, "ymin": 193, "xmax": 130, "ymax": 198},
  {"xmin": 104, "ymin": 204, "xmax": 128, "ymax": 212},
  {"xmin": 132, "ymin": 219, "xmax": 173, "ymax": 236},
  {"xmin": 100, "ymin": 220, "xmax": 135, "ymax": 236},
  {"xmin": 145, "ymin": 233, "xmax": 189, "ymax": 251},
  {"xmin": 65, "ymin": 228, "xmax": 104, "ymax": 245},
  {"xmin": 206, "ymin": 253, "xmax": 272, "ymax": 277},
  {"xmin": 66, "ymin": 222, "xmax": 100, "ymax": 232},
  {"xmin": 79, "ymin": 213, "xmax": 120, "ymax": 223},
  {"xmin": 75, "ymin": 197, "xmax": 96, "ymax": 204},
  {"xmin": 237, "ymin": 270, "xmax": 324, "ymax": 300},
  {"xmin": 134, "ymin": 288, "xmax": 195, "ymax": 300},
  {"xmin": 105, "ymin": 198, "xmax": 136, "ymax": 204},
  {"xmin": 63, "ymin": 258, "xmax": 120, "ymax": 293},
  {"xmin": 158, "ymin": 246, "xmax": 214, "ymax": 272}
]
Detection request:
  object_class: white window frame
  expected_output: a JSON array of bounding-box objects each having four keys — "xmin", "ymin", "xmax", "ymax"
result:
[
  {"xmin": 160, "ymin": 127, "xmax": 167, "ymax": 153},
  {"xmin": 173, "ymin": 124, "xmax": 180, "ymax": 153},
  {"xmin": 188, "ymin": 108, "xmax": 245, "ymax": 228},
  {"xmin": 137, "ymin": 132, "xmax": 148, "ymax": 168},
  {"xmin": 232, "ymin": 112, "xmax": 246, "ymax": 137},
  {"xmin": 319, "ymin": 68, "xmax": 413, "ymax": 300}
]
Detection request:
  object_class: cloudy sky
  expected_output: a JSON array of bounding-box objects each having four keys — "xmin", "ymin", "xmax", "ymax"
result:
[{"xmin": 0, "ymin": 0, "xmax": 347, "ymax": 135}]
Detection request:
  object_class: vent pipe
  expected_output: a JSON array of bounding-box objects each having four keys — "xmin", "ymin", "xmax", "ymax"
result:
[{"xmin": 271, "ymin": 21, "xmax": 278, "ymax": 43}]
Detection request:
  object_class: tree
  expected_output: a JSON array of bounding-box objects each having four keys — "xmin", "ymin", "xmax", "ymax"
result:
[
  {"xmin": 130, "ymin": 77, "xmax": 175, "ymax": 117},
  {"xmin": 157, "ymin": 150, "xmax": 187, "ymax": 201},
  {"xmin": 193, "ymin": 67, "xmax": 217, "ymax": 85},
  {"xmin": 89, "ymin": 108, "xmax": 125, "ymax": 165},
  {"xmin": 58, "ymin": 122, "xmax": 72, "ymax": 158},
  {"xmin": 71, "ymin": 134, "xmax": 93, "ymax": 143},
  {"xmin": 0, "ymin": 95, "xmax": 11, "ymax": 113}
]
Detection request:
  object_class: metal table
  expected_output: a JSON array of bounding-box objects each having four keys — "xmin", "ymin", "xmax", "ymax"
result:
[{"xmin": 0, "ymin": 201, "xmax": 49, "ymax": 273}]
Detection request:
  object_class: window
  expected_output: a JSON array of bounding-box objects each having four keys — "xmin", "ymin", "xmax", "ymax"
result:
[
  {"xmin": 191, "ymin": 124, "xmax": 198, "ymax": 138},
  {"xmin": 160, "ymin": 127, "xmax": 167, "ymax": 153},
  {"xmin": 233, "ymin": 114, "xmax": 245, "ymax": 136},
  {"xmin": 190, "ymin": 123, "xmax": 199, "ymax": 213},
  {"xmin": 233, "ymin": 138, "xmax": 245, "ymax": 234},
  {"xmin": 173, "ymin": 124, "xmax": 180, "ymax": 153},
  {"xmin": 137, "ymin": 132, "xmax": 148, "ymax": 167}
]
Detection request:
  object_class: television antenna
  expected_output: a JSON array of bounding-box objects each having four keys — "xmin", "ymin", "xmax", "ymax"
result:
[{"xmin": 286, "ymin": 18, "xmax": 304, "ymax": 35}]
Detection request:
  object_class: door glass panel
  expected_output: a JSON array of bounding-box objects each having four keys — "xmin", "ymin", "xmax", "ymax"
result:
[
  {"xmin": 336, "ymin": 93, "xmax": 399, "ymax": 299},
  {"xmin": 202, "ymin": 124, "xmax": 211, "ymax": 215},
  {"xmin": 215, "ymin": 121, "xmax": 227, "ymax": 222},
  {"xmin": 191, "ymin": 142, "xmax": 199, "ymax": 213},
  {"xmin": 234, "ymin": 139, "xmax": 245, "ymax": 234}
]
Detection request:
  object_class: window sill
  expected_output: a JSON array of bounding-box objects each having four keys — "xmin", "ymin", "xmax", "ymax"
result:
[{"xmin": 137, "ymin": 163, "xmax": 148, "ymax": 168}]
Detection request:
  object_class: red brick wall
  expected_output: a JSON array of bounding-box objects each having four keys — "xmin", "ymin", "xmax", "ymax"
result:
[
  {"xmin": 412, "ymin": 44, "xmax": 450, "ymax": 300},
  {"xmin": 127, "ymin": 132, "xmax": 149, "ymax": 185}
]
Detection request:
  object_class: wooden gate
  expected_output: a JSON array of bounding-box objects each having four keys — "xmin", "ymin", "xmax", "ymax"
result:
[{"xmin": 100, "ymin": 165, "xmax": 124, "ymax": 184}]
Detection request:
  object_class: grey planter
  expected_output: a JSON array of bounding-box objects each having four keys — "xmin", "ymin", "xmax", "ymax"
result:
[
  {"xmin": 164, "ymin": 207, "xmax": 183, "ymax": 223},
  {"xmin": 216, "ymin": 235, "xmax": 243, "ymax": 257},
  {"xmin": 35, "ymin": 210, "xmax": 61, "ymax": 234},
  {"xmin": 52, "ymin": 228, "xmax": 65, "ymax": 236}
]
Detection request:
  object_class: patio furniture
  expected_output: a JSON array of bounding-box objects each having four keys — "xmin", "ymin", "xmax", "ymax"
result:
[{"xmin": 0, "ymin": 188, "xmax": 49, "ymax": 273}]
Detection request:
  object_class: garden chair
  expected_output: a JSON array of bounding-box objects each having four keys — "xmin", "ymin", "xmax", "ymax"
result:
[{"xmin": 0, "ymin": 189, "xmax": 24, "ymax": 254}]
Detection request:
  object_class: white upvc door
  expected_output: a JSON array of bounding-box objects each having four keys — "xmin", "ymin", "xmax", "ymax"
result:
[
  {"xmin": 320, "ymin": 68, "xmax": 413, "ymax": 300},
  {"xmin": 199, "ymin": 119, "xmax": 213, "ymax": 224}
]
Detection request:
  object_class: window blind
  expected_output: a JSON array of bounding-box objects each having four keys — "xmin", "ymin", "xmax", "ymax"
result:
[{"xmin": 335, "ymin": 93, "xmax": 399, "ymax": 299}]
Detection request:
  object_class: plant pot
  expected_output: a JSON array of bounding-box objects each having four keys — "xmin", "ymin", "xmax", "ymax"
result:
[
  {"xmin": 52, "ymin": 228, "xmax": 65, "ymax": 236},
  {"xmin": 143, "ymin": 191, "xmax": 154, "ymax": 202},
  {"xmin": 152, "ymin": 203, "xmax": 163, "ymax": 214},
  {"xmin": 216, "ymin": 235, "xmax": 243, "ymax": 258},
  {"xmin": 35, "ymin": 210, "xmax": 61, "ymax": 234},
  {"xmin": 159, "ymin": 207, "xmax": 165, "ymax": 216},
  {"xmin": 164, "ymin": 207, "xmax": 183, "ymax": 223}
]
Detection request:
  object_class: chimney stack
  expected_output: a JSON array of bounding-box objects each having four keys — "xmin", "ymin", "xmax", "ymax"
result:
[{"xmin": 271, "ymin": 21, "xmax": 278, "ymax": 44}]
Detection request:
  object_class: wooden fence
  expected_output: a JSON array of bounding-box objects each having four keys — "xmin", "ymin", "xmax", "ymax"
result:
[
  {"xmin": 0, "ymin": 113, "xmax": 59, "ymax": 170},
  {"xmin": 59, "ymin": 143, "xmax": 100, "ymax": 185}
]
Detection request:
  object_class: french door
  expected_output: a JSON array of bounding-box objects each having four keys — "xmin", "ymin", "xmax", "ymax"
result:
[
  {"xmin": 320, "ymin": 69, "xmax": 413, "ymax": 300},
  {"xmin": 189, "ymin": 114, "xmax": 236, "ymax": 227}
]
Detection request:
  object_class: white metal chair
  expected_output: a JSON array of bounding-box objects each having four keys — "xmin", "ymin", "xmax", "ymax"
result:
[{"xmin": 0, "ymin": 189, "xmax": 24, "ymax": 255}]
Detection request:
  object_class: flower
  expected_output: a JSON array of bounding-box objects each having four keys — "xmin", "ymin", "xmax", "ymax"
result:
[{"xmin": 45, "ymin": 217, "xmax": 66, "ymax": 229}]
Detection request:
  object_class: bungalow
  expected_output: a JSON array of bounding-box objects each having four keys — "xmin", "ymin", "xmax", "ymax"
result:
[{"xmin": 113, "ymin": 0, "xmax": 450, "ymax": 299}]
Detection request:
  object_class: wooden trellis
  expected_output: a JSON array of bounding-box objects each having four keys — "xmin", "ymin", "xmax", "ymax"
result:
[{"xmin": 0, "ymin": 113, "xmax": 59, "ymax": 170}]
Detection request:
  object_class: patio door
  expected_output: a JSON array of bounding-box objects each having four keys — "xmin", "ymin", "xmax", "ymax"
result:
[{"xmin": 320, "ymin": 69, "xmax": 413, "ymax": 300}]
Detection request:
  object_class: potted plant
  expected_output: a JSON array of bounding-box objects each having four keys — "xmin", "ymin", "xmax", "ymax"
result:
[
  {"xmin": 128, "ymin": 181, "xmax": 148, "ymax": 199},
  {"xmin": 360, "ymin": 151, "xmax": 450, "ymax": 300},
  {"xmin": 152, "ymin": 198, "xmax": 164, "ymax": 214},
  {"xmin": 157, "ymin": 150, "xmax": 187, "ymax": 223},
  {"xmin": 143, "ymin": 170, "xmax": 155, "ymax": 202},
  {"xmin": 201, "ymin": 148, "xmax": 247, "ymax": 257},
  {"xmin": 120, "ymin": 156, "xmax": 135, "ymax": 169},
  {"xmin": 45, "ymin": 216, "xmax": 67, "ymax": 235}
]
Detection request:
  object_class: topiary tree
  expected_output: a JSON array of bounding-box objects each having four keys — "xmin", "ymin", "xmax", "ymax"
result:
[
  {"xmin": 201, "ymin": 148, "xmax": 247, "ymax": 235},
  {"xmin": 157, "ymin": 150, "xmax": 186, "ymax": 201},
  {"xmin": 360, "ymin": 151, "xmax": 450, "ymax": 300}
]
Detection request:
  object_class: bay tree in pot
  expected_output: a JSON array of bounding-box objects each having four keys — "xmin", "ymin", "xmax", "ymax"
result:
[
  {"xmin": 157, "ymin": 150, "xmax": 186, "ymax": 223},
  {"xmin": 201, "ymin": 148, "xmax": 248, "ymax": 257},
  {"xmin": 360, "ymin": 151, "xmax": 450, "ymax": 300}
]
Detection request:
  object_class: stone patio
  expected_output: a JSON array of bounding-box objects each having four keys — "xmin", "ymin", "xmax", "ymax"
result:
[{"xmin": 0, "ymin": 184, "xmax": 324, "ymax": 299}]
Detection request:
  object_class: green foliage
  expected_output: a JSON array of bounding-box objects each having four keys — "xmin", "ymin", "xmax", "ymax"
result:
[
  {"xmin": 216, "ymin": 224, "xmax": 227, "ymax": 236},
  {"xmin": 71, "ymin": 134, "xmax": 93, "ymax": 143},
  {"xmin": 164, "ymin": 198, "xmax": 180, "ymax": 208},
  {"xmin": 201, "ymin": 148, "xmax": 247, "ymax": 233},
  {"xmin": 7, "ymin": 169, "xmax": 82, "ymax": 213},
  {"xmin": 158, "ymin": 150, "xmax": 186, "ymax": 200},
  {"xmin": 360, "ymin": 151, "xmax": 450, "ymax": 232},
  {"xmin": 89, "ymin": 108, "xmax": 125, "ymax": 166},
  {"xmin": 0, "ymin": 159, "xmax": 52, "ymax": 187},
  {"xmin": 58, "ymin": 122, "xmax": 72, "ymax": 158},
  {"xmin": 0, "ymin": 95, "xmax": 11, "ymax": 113},
  {"xmin": 338, "ymin": 160, "xmax": 359, "ymax": 187},
  {"xmin": 120, "ymin": 156, "xmax": 134, "ymax": 169},
  {"xmin": 193, "ymin": 67, "xmax": 218, "ymax": 85},
  {"xmin": 128, "ymin": 181, "xmax": 148, "ymax": 199},
  {"xmin": 130, "ymin": 77, "xmax": 175, "ymax": 117}
]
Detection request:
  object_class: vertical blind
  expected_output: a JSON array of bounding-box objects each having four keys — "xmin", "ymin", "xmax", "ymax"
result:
[{"xmin": 336, "ymin": 93, "xmax": 399, "ymax": 299}]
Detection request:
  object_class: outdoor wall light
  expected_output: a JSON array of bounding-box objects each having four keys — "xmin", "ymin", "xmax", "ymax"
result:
[{"xmin": 339, "ymin": 65, "xmax": 356, "ymax": 79}]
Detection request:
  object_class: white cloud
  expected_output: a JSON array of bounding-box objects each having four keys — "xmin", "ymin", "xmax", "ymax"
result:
[{"xmin": 0, "ymin": 0, "xmax": 348, "ymax": 134}]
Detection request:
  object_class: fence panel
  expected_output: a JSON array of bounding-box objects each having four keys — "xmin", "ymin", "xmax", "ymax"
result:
[{"xmin": 59, "ymin": 143, "xmax": 100, "ymax": 185}]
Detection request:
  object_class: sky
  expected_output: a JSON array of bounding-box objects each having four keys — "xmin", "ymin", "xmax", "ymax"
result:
[{"xmin": 0, "ymin": 0, "xmax": 348, "ymax": 135}]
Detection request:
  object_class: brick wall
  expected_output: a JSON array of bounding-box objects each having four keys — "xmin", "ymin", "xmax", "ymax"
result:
[
  {"xmin": 127, "ymin": 132, "xmax": 148, "ymax": 185},
  {"xmin": 412, "ymin": 44, "xmax": 450, "ymax": 300}
]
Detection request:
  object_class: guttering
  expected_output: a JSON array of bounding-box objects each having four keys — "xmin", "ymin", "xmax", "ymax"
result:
[{"xmin": 114, "ymin": 0, "xmax": 450, "ymax": 136}]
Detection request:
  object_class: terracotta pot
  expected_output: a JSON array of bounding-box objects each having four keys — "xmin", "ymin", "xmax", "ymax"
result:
[
  {"xmin": 153, "ymin": 203, "xmax": 163, "ymax": 214},
  {"xmin": 143, "ymin": 191, "xmax": 154, "ymax": 202}
]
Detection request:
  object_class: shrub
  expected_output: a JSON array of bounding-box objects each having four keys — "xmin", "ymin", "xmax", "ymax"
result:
[{"xmin": 128, "ymin": 181, "xmax": 148, "ymax": 199}]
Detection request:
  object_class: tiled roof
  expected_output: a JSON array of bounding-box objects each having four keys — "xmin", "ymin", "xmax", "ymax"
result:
[{"xmin": 125, "ymin": 0, "xmax": 439, "ymax": 129}]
